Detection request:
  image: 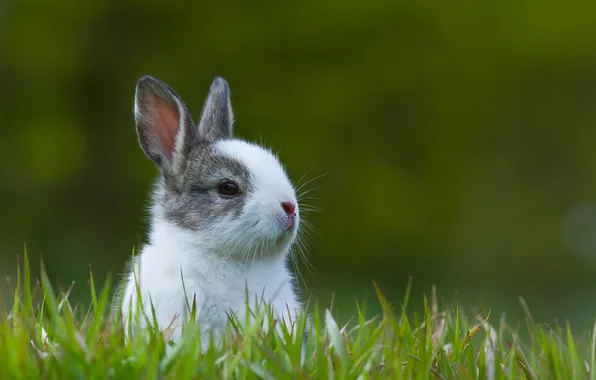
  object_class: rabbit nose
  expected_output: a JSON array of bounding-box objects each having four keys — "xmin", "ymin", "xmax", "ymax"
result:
[{"xmin": 281, "ymin": 201, "xmax": 296, "ymax": 216}]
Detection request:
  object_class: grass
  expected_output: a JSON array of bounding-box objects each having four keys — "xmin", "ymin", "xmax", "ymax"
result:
[{"xmin": 1, "ymin": 254, "xmax": 595, "ymax": 379}]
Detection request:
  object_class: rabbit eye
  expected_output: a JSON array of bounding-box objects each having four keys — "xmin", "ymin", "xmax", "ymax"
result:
[{"xmin": 217, "ymin": 180, "xmax": 240, "ymax": 197}]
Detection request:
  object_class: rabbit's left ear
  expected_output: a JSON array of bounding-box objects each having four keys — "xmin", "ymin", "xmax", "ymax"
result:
[
  {"xmin": 134, "ymin": 76, "xmax": 197, "ymax": 172},
  {"xmin": 197, "ymin": 77, "xmax": 234, "ymax": 141}
]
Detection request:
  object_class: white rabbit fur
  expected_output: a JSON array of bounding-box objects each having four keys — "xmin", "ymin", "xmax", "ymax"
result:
[{"xmin": 116, "ymin": 75, "xmax": 303, "ymax": 346}]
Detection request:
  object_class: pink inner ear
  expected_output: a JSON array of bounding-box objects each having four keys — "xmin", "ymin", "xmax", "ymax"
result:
[{"xmin": 153, "ymin": 95, "xmax": 180, "ymax": 157}]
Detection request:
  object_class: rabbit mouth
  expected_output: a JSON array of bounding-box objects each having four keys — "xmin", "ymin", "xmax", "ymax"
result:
[{"xmin": 281, "ymin": 215, "xmax": 296, "ymax": 231}]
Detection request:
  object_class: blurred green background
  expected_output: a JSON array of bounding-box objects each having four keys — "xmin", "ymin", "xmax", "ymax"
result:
[{"xmin": 2, "ymin": 1, "xmax": 596, "ymax": 329}]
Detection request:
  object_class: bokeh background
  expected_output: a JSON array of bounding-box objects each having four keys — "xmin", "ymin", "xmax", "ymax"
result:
[{"xmin": 2, "ymin": 1, "xmax": 596, "ymax": 330}]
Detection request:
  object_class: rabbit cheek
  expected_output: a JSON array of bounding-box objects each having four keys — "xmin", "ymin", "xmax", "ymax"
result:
[{"xmin": 163, "ymin": 190, "xmax": 246, "ymax": 232}]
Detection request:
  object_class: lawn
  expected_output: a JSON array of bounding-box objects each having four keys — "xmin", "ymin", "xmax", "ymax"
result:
[{"xmin": 0, "ymin": 254, "xmax": 594, "ymax": 379}]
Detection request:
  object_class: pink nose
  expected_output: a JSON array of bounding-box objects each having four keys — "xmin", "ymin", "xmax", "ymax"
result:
[{"xmin": 281, "ymin": 201, "xmax": 296, "ymax": 215}]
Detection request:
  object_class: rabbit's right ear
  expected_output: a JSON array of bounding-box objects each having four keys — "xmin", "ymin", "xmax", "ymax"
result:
[
  {"xmin": 134, "ymin": 76, "xmax": 197, "ymax": 171},
  {"xmin": 197, "ymin": 77, "xmax": 234, "ymax": 142}
]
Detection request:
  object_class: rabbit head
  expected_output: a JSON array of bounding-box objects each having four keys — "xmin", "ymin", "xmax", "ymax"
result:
[{"xmin": 134, "ymin": 76, "xmax": 299, "ymax": 261}]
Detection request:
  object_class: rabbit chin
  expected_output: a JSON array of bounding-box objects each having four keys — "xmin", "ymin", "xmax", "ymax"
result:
[
  {"xmin": 147, "ymin": 213, "xmax": 298, "ymax": 264},
  {"xmin": 218, "ymin": 221, "xmax": 299, "ymax": 262}
]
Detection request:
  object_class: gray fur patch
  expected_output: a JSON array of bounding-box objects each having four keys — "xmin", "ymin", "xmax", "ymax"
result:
[{"xmin": 156, "ymin": 143, "xmax": 254, "ymax": 231}]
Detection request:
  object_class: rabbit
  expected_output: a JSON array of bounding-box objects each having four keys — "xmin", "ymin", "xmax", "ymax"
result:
[{"xmin": 115, "ymin": 75, "xmax": 306, "ymax": 347}]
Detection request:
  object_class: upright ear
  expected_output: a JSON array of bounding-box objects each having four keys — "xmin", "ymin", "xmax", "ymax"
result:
[
  {"xmin": 134, "ymin": 76, "xmax": 197, "ymax": 170},
  {"xmin": 197, "ymin": 77, "xmax": 234, "ymax": 141}
]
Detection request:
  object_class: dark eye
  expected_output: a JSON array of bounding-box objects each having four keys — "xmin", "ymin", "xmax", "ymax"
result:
[{"xmin": 216, "ymin": 180, "xmax": 240, "ymax": 197}]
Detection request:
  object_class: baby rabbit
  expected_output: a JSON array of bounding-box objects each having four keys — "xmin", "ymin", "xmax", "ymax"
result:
[{"xmin": 117, "ymin": 75, "xmax": 303, "ymax": 345}]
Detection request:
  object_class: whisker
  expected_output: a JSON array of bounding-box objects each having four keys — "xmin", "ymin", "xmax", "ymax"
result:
[
  {"xmin": 231, "ymin": 230, "xmax": 251, "ymax": 255},
  {"xmin": 294, "ymin": 230, "xmax": 317, "ymax": 279},
  {"xmin": 223, "ymin": 233, "xmax": 248, "ymax": 268},
  {"xmin": 240, "ymin": 232, "xmax": 259, "ymax": 273},
  {"xmin": 296, "ymin": 218, "xmax": 316, "ymax": 262},
  {"xmin": 299, "ymin": 206, "xmax": 324, "ymax": 215},
  {"xmin": 297, "ymin": 186, "xmax": 323, "ymax": 201},
  {"xmin": 251, "ymin": 239, "xmax": 263, "ymax": 270},
  {"xmin": 290, "ymin": 246, "xmax": 308, "ymax": 289},
  {"xmin": 298, "ymin": 197, "xmax": 322, "ymax": 204},
  {"xmin": 225, "ymin": 228, "xmax": 253, "ymax": 264},
  {"xmin": 295, "ymin": 164, "xmax": 318, "ymax": 189},
  {"xmin": 300, "ymin": 219, "xmax": 320, "ymax": 234},
  {"xmin": 299, "ymin": 203, "xmax": 323, "ymax": 210},
  {"xmin": 295, "ymin": 172, "xmax": 326, "ymax": 194}
]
